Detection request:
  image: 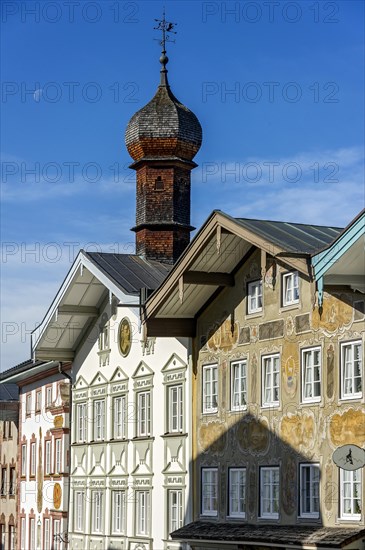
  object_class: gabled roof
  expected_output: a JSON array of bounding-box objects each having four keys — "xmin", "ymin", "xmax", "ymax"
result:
[
  {"xmin": 31, "ymin": 251, "xmax": 171, "ymax": 362},
  {"xmin": 0, "ymin": 383, "xmax": 19, "ymax": 401},
  {"xmin": 312, "ymin": 209, "xmax": 365, "ymax": 304},
  {"xmin": 0, "ymin": 359, "xmax": 62, "ymax": 385},
  {"xmin": 86, "ymin": 253, "xmax": 170, "ymax": 295},
  {"xmin": 143, "ymin": 210, "xmax": 343, "ymax": 337}
]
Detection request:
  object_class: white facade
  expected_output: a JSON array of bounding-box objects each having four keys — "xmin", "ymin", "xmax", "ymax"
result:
[
  {"xmin": 17, "ymin": 368, "xmax": 70, "ymax": 550},
  {"xmin": 68, "ymin": 293, "xmax": 191, "ymax": 550}
]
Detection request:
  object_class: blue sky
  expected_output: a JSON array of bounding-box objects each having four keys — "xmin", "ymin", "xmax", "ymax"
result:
[{"xmin": 1, "ymin": 0, "xmax": 364, "ymax": 369}]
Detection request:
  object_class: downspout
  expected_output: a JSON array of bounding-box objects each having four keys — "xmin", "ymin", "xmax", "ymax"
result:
[{"xmin": 58, "ymin": 362, "xmax": 72, "ymax": 547}]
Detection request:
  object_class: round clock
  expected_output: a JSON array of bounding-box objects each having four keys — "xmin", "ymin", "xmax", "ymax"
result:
[{"xmin": 118, "ymin": 317, "xmax": 132, "ymax": 357}]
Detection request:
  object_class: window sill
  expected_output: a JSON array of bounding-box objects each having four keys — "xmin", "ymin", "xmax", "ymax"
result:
[
  {"xmin": 261, "ymin": 403, "xmax": 279, "ymax": 409},
  {"xmin": 339, "ymin": 395, "xmax": 363, "ymax": 402},
  {"xmin": 246, "ymin": 310, "xmax": 263, "ymax": 318},
  {"xmin": 301, "ymin": 398, "xmax": 321, "ymax": 405},
  {"xmin": 230, "ymin": 406, "xmax": 247, "ymax": 413},
  {"xmin": 227, "ymin": 514, "xmax": 246, "ymax": 520},
  {"xmin": 202, "ymin": 410, "xmax": 218, "ymax": 415},
  {"xmin": 133, "ymin": 435, "xmax": 154, "ymax": 441},
  {"xmin": 200, "ymin": 513, "xmax": 218, "ymax": 518},
  {"xmin": 280, "ymin": 302, "xmax": 300, "ymax": 312}
]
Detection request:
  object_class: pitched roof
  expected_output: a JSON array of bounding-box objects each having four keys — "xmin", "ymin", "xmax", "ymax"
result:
[
  {"xmin": 234, "ymin": 217, "xmax": 342, "ymax": 255},
  {"xmin": 0, "ymin": 383, "xmax": 19, "ymax": 401},
  {"xmin": 171, "ymin": 521, "xmax": 365, "ymax": 548},
  {"xmin": 85, "ymin": 253, "xmax": 171, "ymax": 295}
]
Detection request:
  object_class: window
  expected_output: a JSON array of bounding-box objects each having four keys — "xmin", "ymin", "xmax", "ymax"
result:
[
  {"xmin": 136, "ymin": 490, "xmax": 150, "ymax": 535},
  {"xmin": 169, "ymin": 490, "xmax": 183, "ymax": 533},
  {"xmin": 8, "ymin": 421, "xmax": 12, "ymax": 438},
  {"xmin": 44, "ymin": 518, "xmax": 50, "ymax": 550},
  {"xmin": 299, "ymin": 464, "xmax": 320, "ymax": 518},
  {"xmin": 341, "ymin": 341, "xmax": 362, "ymax": 399},
  {"xmin": 201, "ymin": 468, "xmax": 218, "ymax": 516},
  {"xmin": 202, "ymin": 364, "xmax": 218, "ymax": 413},
  {"xmin": 92, "ymin": 491, "xmax": 103, "ymax": 533},
  {"xmin": 94, "ymin": 399, "xmax": 105, "ymax": 441},
  {"xmin": 35, "ymin": 390, "xmax": 41, "ymax": 412},
  {"xmin": 137, "ymin": 391, "xmax": 151, "ymax": 437},
  {"xmin": 228, "ymin": 468, "xmax": 246, "ymax": 518},
  {"xmin": 53, "ymin": 520, "xmax": 60, "ymax": 550},
  {"xmin": 340, "ymin": 469, "xmax": 362, "ymax": 520},
  {"xmin": 26, "ymin": 393, "xmax": 32, "ymax": 415},
  {"xmin": 260, "ymin": 467, "xmax": 279, "ymax": 519},
  {"xmin": 21, "ymin": 444, "xmax": 27, "ymax": 477},
  {"xmin": 155, "ymin": 176, "xmax": 164, "ymax": 190},
  {"xmin": 74, "ymin": 491, "xmax": 84, "ymax": 532},
  {"xmin": 45, "ymin": 440, "xmax": 52, "ymax": 475},
  {"xmin": 231, "ymin": 361, "xmax": 247, "ymax": 411},
  {"xmin": 4, "ymin": 421, "xmax": 8, "ymax": 438},
  {"xmin": 168, "ymin": 385, "xmax": 183, "ymax": 433},
  {"xmin": 99, "ymin": 322, "xmax": 109, "ymax": 351},
  {"xmin": 30, "ymin": 442, "xmax": 36, "ymax": 477},
  {"xmin": 46, "ymin": 386, "xmax": 52, "ymax": 407},
  {"xmin": 112, "ymin": 490, "xmax": 126, "ymax": 534},
  {"xmin": 302, "ymin": 347, "xmax": 321, "ymax": 402},
  {"xmin": 76, "ymin": 403, "xmax": 87, "ymax": 442},
  {"xmin": 247, "ymin": 280, "xmax": 262, "ymax": 314},
  {"xmin": 9, "ymin": 467, "xmax": 15, "ymax": 495},
  {"xmin": 29, "ymin": 518, "xmax": 35, "ymax": 550},
  {"xmin": 55, "ymin": 439, "xmax": 62, "ymax": 474},
  {"xmin": 262, "ymin": 354, "xmax": 280, "ymax": 407},
  {"xmin": 283, "ymin": 271, "xmax": 299, "ymax": 306},
  {"xmin": 20, "ymin": 517, "xmax": 26, "ymax": 550},
  {"xmin": 113, "ymin": 395, "xmax": 127, "ymax": 439},
  {"xmin": 9, "ymin": 525, "xmax": 15, "ymax": 550},
  {"xmin": 1, "ymin": 467, "xmax": 7, "ymax": 495}
]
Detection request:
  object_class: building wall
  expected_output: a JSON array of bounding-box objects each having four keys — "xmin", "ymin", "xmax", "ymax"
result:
[
  {"xmin": 0, "ymin": 404, "xmax": 18, "ymax": 550},
  {"xmin": 193, "ymin": 249, "xmax": 364, "ymax": 530},
  {"xmin": 17, "ymin": 375, "xmax": 70, "ymax": 550},
  {"xmin": 68, "ymin": 297, "xmax": 191, "ymax": 550}
]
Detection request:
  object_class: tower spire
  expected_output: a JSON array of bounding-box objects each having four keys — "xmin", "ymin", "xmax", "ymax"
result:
[{"xmin": 154, "ymin": 9, "xmax": 177, "ymax": 86}]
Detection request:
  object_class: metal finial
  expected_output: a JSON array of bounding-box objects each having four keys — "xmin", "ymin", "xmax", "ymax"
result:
[{"xmin": 154, "ymin": 9, "xmax": 177, "ymax": 86}]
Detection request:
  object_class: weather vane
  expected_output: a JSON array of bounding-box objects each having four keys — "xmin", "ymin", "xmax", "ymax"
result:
[{"xmin": 154, "ymin": 9, "xmax": 177, "ymax": 55}]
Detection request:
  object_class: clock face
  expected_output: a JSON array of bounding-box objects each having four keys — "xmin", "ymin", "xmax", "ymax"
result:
[{"xmin": 119, "ymin": 317, "xmax": 132, "ymax": 357}]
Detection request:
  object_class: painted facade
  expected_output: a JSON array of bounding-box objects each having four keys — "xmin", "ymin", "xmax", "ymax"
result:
[
  {"xmin": 1, "ymin": 362, "xmax": 71, "ymax": 550},
  {"xmin": 68, "ymin": 297, "xmax": 191, "ymax": 550},
  {"xmin": 0, "ymin": 388, "xmax": 18, "ymax": 550},
  {"xmin": 144, "ymin": 210, "xmax": 365, "ymax": 549}
]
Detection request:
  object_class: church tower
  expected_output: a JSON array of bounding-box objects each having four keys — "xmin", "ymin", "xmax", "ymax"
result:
[{"xmin": 125, "ymin": 16, "xmax": 202, "ymax": 264}]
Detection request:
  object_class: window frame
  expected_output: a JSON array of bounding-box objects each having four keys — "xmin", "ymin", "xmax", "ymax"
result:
[
  {"xmin": 260, "ymin": 466, "xmax": 280, "ymax": 519},
  {"xmin": 202, "ymin": 364, "xmax": 218, "ymax": 414},
  {"xmin": 29, "ymin": 517, "xmax": 35, "ymax": 550},
  {"xmin": 113, "ymin": 395, "xmax": 127, "ymax": 440},
  {"xmin": 30, "ymin": 442, "xmax": 36, "ymax": 477},
  {"xmin": 45, "ymin": 440, "xmax": 52, "ymax": 476},
  {"xmin": 76, "ymin": 402, "xmax": 87, "ymax": 443},
  {"xmin": 201, "ymin": 467, "xmax": 218, "ymax": 517},
  {"xmin": 299, "ymin": 463, "xmax": 320, "ymax": 518},
  {"xmin": 26, "ymin": 392, "xmax": 32, "ymax": 416},
  {"xmin": 74, "ymin": 491, "xmax": 84, "ymax": 532},
  {"xmin": 136, "ymin": 391, "xmax": 151, "ymax": 437},
  {"xmin": 9, "ymin": 466, "xmax": 15, "ymax": 496},
  {"xmin": 111, "ymin": 490, "xmax": 126, "ymax": 534},
  {"xmin": 92, "ymin": 490, "xmax": 103, "ymax": 533},
  {"xmin": 340, "ymin": 340, "xmax": 362, "ymax": 400},
  {"xmin": 135, "ymin": 490, "xmax": 150, "ymax": 536},
  {"xmin": 262, "ymin": 354, "xmax": 280, "ymax": 408},
  {"xmin": 45, "ymin": 386, "xmax": 53, "ymax": 407},
  {"xmin": 21, "ymin": 444, "xmax": 27, "ymax": 477},
  {"xmin": 54, "ymin": 438, "xmax": 62, "ymax": 474},
  {"xmin": 231, "ymin": 360, "xmax": 248, "ymax": 412},
  {"xmin": 43, "ymin": 518, "xmax": 50, "ymax": 550},
  {"xmin": 301, "ymin": 346, "xmax": 322, "ymax": 403},
  {"xmin": 1, "ymin": 467, "xmax": 7, "ymax": 495},
  {"xmin": 228, "ymin": 467, "xmax": 246, "ymax": 518},
  {"xmin": 247, "ymin": 279, "xmax": 263, "ymax": 314},
  {"xmin": 169, "ymin": 489, "xmax": 183, "ymax": 533},
  {"xmin": 168, "ymin": 384, "xmax": 183, "ymax": 433},
  {"xmin": 340, "ymin": 469, "xmax": 362, "ymax": 520},
  {"xmin": 20, "ymin": 517, "xmax": 26, "ymax": 550},
  {"xmin": 35, "ymin": 390, "xmax": 42, "ymax": 413},
  {"xmin": 93, "ymin": 399, "xmax": 105, "ymax": 441},
  {"xmin": 282, "ymin": 271, "xmax": 299, "ymax": 306}
]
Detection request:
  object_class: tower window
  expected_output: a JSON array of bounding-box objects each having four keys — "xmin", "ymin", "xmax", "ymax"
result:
[{"xmin": 155, "ymin": 176, "xmax": 164, "ymax": 190}]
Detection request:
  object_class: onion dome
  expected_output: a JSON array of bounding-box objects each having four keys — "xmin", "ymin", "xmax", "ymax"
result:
[{"xmin": 125, "ymin": 50, "xmax": 202, "ymax": 163}]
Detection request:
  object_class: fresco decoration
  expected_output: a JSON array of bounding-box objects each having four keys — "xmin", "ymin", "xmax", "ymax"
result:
[
  {"xmin": 248, "ymin": 469, "xmax": 256, "ymax": 515},
  {"xmin": 53, "ymin": 483, "xmax": 62, "ymax": 510},
  {"xmin": 285, "ymin": 315, "xmax": 294, "ymax": 337},
  {"xmin": 282, "ymin": 453, "xmax": 296, "ymax": 516},
  {"xmin": 311, "ymin": 293, "xmax": 353, "ymax": 334},
  {"xmin": 329, "ymin": 408, "xmax": 365, "ymax": 447},
  {"xmin": 198, "ymin": 422, "xmax": 227, "ymax": 455},
  {"xmin": 264, "ymin": 260, "xmax": 276, "ymax": 289},
  {"xmin": 280, "ymin": 412, "xmax": 315, "ymax": 452},
  {"xmin": 119, "ymin": 317, "xmax": 132, "ymax": 357},
  {"xmin": 250, "ymin": 325, "xmax": 259, "ymax": 343},
  {"xmin": 59, "ymin": 381, "xmax": 70, "ymax": 406},
  {"xmin": 250, "ymin": 352, "xmax": 258, "ymax": 404},
  {"xmin": 324, "ymin": 460, "xmax": 334, "ymax": 512},
  {"xmin": 236, "ymin": 417, "xmax": 269, "ymax": 455},
  {"xmin": 282, "ymin": 342, "xmax": 299, "ymax": 397},
  {"xmin": 207, "ymin": 318, "xmax": 239, "ymax": 353},
  {"xmin": 54, "ymin": 415, "xmax": 64, "ymax": 429},
  {"xmin": 37, "ymin": 427, "xmax": 43, "ymax": 513},
  {"xmin": 326, "ymin": 344, "xmax": 335, "ymax": 399}
]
